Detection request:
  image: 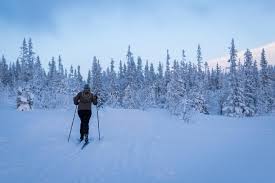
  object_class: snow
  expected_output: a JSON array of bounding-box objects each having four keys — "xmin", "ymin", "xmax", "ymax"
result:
[
  {"xmin": 17, "ymin": 102, "xmax": 31, "ymax": 111},
  {"xmin": 0, "ymin": 104, "xmax": 275, "ymax": 183}
]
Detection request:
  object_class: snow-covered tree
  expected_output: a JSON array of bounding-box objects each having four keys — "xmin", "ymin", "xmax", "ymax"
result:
[
  {"xmin": 125, "ymin": 45, "xmax": 137, "ymax": 88},
  {"xmin": 27, "ymin": 38, "xmax": 35, "ymax": 81},
  {"xmin": 107, "ymin": 59, "xmax": 119, "ymax": 107},
  {"xmin": 142, "ymin": 61, "xmax": 156, "ymax": 108},
  {"xmin": 259, "ymin": 49, "xmax": 273, "ymax": 113},
  {"xmin": 91, "ymin": 56, "xmax": 102, "ymax": 94},
  {"xmin": 188, "ymin": 45, "xmax": 209, "ymax": 114},
  {"xmin": 243, "ymin": 49, "xmax": 257, "ymax": 116},
  {"xmin": 136, "ymin": 56, "xmax": 144, "ymax": 89},
  {"xmin": 214, "ymin": 63, "xmax": 223, "ymax": 90},
  {"xmin": 19, "ymin": 38, "xmax": 29, "ymax": 83},
  {"xmin": 117, "ymin": 60, "xmax": 127, "ymax": 106},
  {"xmin": 1, "ymin": 37, "xmax": 274, "ymax": 118},
  {"xmin": 166, "ymin": 60, "xmax": 191, "ymax": 118},
  {"xmin": 155, "ymin": 62, "xmax": 166, "ymax": 107},
  {"xmin": 87, "ymin": 70, "xmax": 91, "ymax": 85},
  {"xmin": 91, "ymin": 56, "xmax": 106, "ymax": 106},
  {"xmin": 0, "ymin": 55, "xmax": 10, "ymax": 86},
  {"xmin": 164, "ymin": 49, "xmax": 171, "ymax": 87},
  {"xmin": 123, "ymin": 84, "xmax": 139, "ymax": 109},
  {"xmin": 222, "ymin": 39, "xmax": 246, "ymax": 117},
  {"xmin": 31, "ymin": 56, "xmax": 46, "ymax": 108},
  {"xmin": 17, "ymin": 86, "xmax": 34, "ymax": 111},
  {"xmin": 197, "ymin": 44, "xmax": 203, "ymax": 76}
]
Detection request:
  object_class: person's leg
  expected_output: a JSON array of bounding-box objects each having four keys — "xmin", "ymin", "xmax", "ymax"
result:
[
  {"xmin": 82, "ymin": 110, "xmax": 91, "ymax": 141},
  {"xmin": 78, "ymin": 110, "xmax": 85, "ymax": 140}
]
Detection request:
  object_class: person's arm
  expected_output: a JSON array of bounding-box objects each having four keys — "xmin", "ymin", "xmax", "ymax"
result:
[{"xmin": 73, "ymin": 92, "xmax": 81, "ymax": 105}]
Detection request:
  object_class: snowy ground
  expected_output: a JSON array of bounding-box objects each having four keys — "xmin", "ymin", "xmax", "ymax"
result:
[{"xmin": 0, "ymin": 104, "xmax": 275, "ymax": 183}]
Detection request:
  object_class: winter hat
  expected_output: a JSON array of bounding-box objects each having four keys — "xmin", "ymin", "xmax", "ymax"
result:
[{"xmin": 83, "ymin": 84, "xmax": 90, "ymax": 90}]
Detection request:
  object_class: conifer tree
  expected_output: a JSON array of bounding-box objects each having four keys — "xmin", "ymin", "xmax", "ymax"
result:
[
  {"xmin": 222, "ymin": 39, "xmax": 246, "ymax": 116},
  {"xmin": 243, "ymin": 49, "xmax": 257, "ymax": 116},
  {"xmin": 107, "ymin": 59, "xmax": 119, "ymax": 106},
  {"xmin": 259, "ymin": 49, "xmax": 273, "ymax": 113}
]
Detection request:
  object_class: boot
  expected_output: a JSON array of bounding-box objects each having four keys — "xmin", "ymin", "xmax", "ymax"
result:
[
  {"xmin": 80, "ymin": 134, "xmax": 84, "ymax": 142},
  {"xmin": 84, "ymin": 134, "xmax": 89, "ymax": 143}
]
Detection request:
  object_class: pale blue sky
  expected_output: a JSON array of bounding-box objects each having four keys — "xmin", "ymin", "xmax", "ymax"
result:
[{"xmin": 0, "ymin": 0, "xmax": 275, "ymax": 76}]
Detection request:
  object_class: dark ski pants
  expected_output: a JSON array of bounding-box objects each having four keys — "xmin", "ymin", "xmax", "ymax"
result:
[{"xmin": 78, "ymin": 110, "xmax": 92, "ymax": 136}]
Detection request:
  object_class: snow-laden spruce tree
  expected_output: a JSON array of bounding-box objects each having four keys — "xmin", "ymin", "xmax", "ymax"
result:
[
  {"xmin": 125, "ymin": 46, "xmax": 137, "ymax": 87},
  {"xmin": 190, "ymin": 45, "xmax": 208, "ymax": 114},
  {"xmin": 58, "ymin": 56, "xmax": 75, "ymax": 107},
  {"xmin": 0, "ymin": 55, "xmax": 12, "ymax": 103},
  {"xmin": 121, "ymin": 46, "xmax": 140, "ymax": 108},
  {"xmin": 41, "ymin": 56, "xmax": 75, "ymax": 108},
  {"xmin": 106, "ymin": 59, "xmax": 120, "ymax": 107},
  {"xmin": 31, "ymin": 56, "xmax": 46, "ymax": 108},
  {"xmin": 155, "ymin": 62, "xmax": 166, "ymax": 108},
  {"xmin": 27, "ymin": 38, "xmax": 35, "ymax": 81},
  {"xmin": 124, "ymin": 46, "xmax": 139, "ymax": 108},
  {"xmin": 123, "ymin": 84, "xmax": 139, "ymax": 108},
  {"xmin": 208, "ymin": 63, "xmax": 226, "ymax": 115},
  {"xmin": 91, "ymin": 56, "xmax": 106, "ymax": 106},
  {"xmin": 197, "ymin": 44, "xmax": 203, "ymax": 75},
  {"xmin": 259, "ymin": 49, "xmax": 273, "ymax": 113},
  {"xmin": 214, "ymin": 63, "xmax": 223, "ymax": 90},
  {"xmin": 44, "ymin": 57, "xmax": 58, "ymax": 108},
  {"xmin": 164, "ymin": 49, "xmax": 171, "ymax": 99},
  {"xmin": 91, "ymin": 56, "xmax": 101, "ymax": 94},
  {"xmin": 164, "ymin": 50, "xmax": 174, "ymax": 109},
  {"xmin": 136, "ymin": 56, "xmax": 144, "ymax": 89},
  {"xmin": 16, "ymin": 86, "xmax": 34, "ymax": 111},
  {"xmin": 166, "ymin": 60, "xmax": 191, "ymax": 119},
  {"xmin": 76, "ymin": 65, "xmax": 84, "ymax": 90},
  {"xmin": 0, "ymin": 55, "xmax": 10, "ymax": 86},
  {"xmin": 66, "ymin": 65, "xmax": 79, "ymax": 97},
  {"xmin": 222, "ymin": 39, "xmax": 246, "ymax": 117},
  {"xmin": 243, "ymin": 49, "xmax": 257, "ymax": 116},
  {"xmin": 203, "ymin": 61, "xmax": 211, "ymax": 90},
  {"xmin": 19, "ymin": 38, "xmax": 29, "ymax": 83},
  {"xmin": 2, "ymin": 37, "xmax": 275, "ymax": 116},
  {"xmin": 141, "ymin": 61, "xmax": 156, "ymax": 108},
  {"xmin": 135, "ymin": 56, "xmax": 145, "ymax": 107},
  {"xmin": 16, "ymin": 38, "xmax": 36, "ymax": 84},
  {"xmin": 117, "ymin": 60, "xmax": 127, "ymax": 106},
  {"xmin": 87, "ymin": 70, "xmax": 91, "ymax": 86}
]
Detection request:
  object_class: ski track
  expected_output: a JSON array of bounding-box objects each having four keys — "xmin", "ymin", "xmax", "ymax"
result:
[{"xmin": 0, "ymin": 107, "xmax": 275, "ymax": 183}]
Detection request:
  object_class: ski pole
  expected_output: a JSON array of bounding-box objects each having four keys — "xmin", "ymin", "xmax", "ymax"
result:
[
  {"xmin": 68, "ymin": 105, "xmax": 77, "ymax": 142},
  {"xmin": 96, "ymin": 106, "xmax": 101, "ymax": 141}
]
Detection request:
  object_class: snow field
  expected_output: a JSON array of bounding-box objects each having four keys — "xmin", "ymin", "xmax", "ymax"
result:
[{"xmin": 0, "ymin": 105, "xmax": 274, "ymax": 183}]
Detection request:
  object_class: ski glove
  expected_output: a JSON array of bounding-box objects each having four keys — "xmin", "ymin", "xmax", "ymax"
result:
[
  {"xmin": 93, "ymin": 95, "xmax": 98, "ymax": 105},
  {"xmin": 74, "ymin": 100, "xmax": 79, "ymax": 105}
]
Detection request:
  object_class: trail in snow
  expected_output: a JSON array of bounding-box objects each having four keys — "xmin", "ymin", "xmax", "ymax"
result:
[{"xmin": 0, "ymin": 105, "xmax": 275, "ymax": 183}]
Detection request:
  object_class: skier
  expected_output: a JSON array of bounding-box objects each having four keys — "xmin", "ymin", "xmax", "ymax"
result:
[{"xmin": 73, "ymin": 84, "xmax": 98, "ymax": 143}]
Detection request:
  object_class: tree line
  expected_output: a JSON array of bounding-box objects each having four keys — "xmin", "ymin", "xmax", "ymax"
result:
[{"xmin": 0, "ymin": 38, "xmax": 274, "ymax": 118}]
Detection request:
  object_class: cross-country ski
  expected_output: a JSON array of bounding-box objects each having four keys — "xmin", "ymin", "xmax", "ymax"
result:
[{"xmin": 81, "ymin": 141, "xmax": 89, "ymax": 150}]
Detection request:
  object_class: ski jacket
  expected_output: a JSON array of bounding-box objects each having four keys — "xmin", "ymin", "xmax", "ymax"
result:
[{"xmin": 73, "ymin": 90, "xmax": 98, "ymax": 111}]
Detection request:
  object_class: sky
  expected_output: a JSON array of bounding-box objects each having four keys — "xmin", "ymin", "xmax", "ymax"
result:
[{"xmin": 0, "ymin": 0, "xmax": 275, "ymax": 77}]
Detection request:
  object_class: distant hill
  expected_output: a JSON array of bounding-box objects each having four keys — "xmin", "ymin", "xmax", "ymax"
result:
[{"xmin": 208, "ymin": 42, "xmax": 275, "ymax": 69}]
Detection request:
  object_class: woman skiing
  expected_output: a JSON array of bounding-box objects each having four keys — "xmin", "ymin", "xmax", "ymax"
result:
[{"xmin": 73, "ymin": 84, "xmax": 98, "ymax": 142}]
